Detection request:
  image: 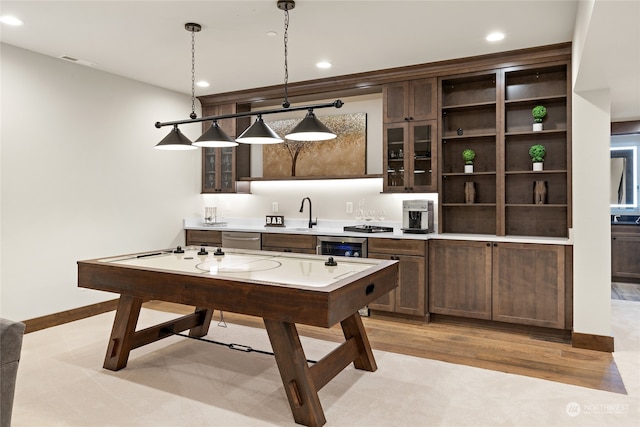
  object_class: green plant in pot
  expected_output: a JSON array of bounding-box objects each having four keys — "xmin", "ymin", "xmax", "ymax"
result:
[
  {"xmin": 529, "ymin": 144, "xmax": 546, "ymax": 171},
  {"xmin": 532, "ymin": 105, "xmax": 547, "ymax": 131},
  {"xmin": 462, "ymin": 149, "xmax": 475, "ymax": 173}
]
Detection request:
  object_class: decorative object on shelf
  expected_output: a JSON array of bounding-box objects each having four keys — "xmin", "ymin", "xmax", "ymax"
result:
[
  {"xmin": 154, "ymin": 1, "xmax": 342, "ymax": 149},
  {"xmin": 529, "ymin": 144, "xmax": 546, "ymax": 171},
  {"xmin": 533, "ymin": 181, "xmax": 547, "ymax": 204},
  {"xmin": 457, "ymin": 128, "xmax": 464, "ymax": 136},
  {"xmin": 465, "ymin": 182, "xmax": 476, "ymax": 204},
  {"xmin": 462, "ymin": 148, "xmax": 476, "ymax": 173},
  {"xmin": 532, "ymin": 105, "xmax": 547, "ymax": 132},
  {"xmin": 265, "ymin": 215, "xmax": 285, "ymax": 227}
]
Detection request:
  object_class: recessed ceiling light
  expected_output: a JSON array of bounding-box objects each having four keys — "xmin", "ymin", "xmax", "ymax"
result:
[
  {"xmin": 486, "ymin": 32, "xmax": 505, "ymax": 42},
  {"xmin": 316, "ymin": 61, "xmax": 332, "ymax": 69},
  {"xmin": 266, "ymin": 31, "xmax": 277, "ymax": 37},
  {"xmin": 0, "ymin": 15, "xmax": 24, "ymax": 26},
  {"xmin": 196, "ymin": 81, "xmax": 210, "ymax": 88}
]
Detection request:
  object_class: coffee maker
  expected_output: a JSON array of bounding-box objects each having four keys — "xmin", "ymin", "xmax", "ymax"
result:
[{"xmin": 402, "ymin": 200, "xmax": 434, "ymax": 234}]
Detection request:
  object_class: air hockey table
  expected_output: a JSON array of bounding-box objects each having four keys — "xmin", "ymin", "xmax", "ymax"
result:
[{"xmin": 77, "ymin": 246, "xmax": 398, "ymax": 427}]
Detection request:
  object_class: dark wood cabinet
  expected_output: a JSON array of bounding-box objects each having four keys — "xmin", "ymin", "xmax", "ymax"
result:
[
  {"xmin": 383, "ymin": 120, "xmax": 437, "ymax": 192},
  {"xmin": 383, "ymin": 78, "xmax": 437, "ymax": 123},
  {"xmin": 383, "ymin": 78, "xmax": 437, "ymax": 193},
  {"xmin": 492, "ymin": 242, "xmax": 566, "ymax": 328},
  {"xmin": 429, "ymin": 240, "xmax": 492, "ymax": 319},
  {"xmin": 185, "ymin": 229, "xmax": 222, "ymax": 247},
  {"xmin": 262, "ymin": 233, "xmax": 317, "ymax": 254},
  {"xmin": 438, "ymin": 63, "xmax": 571, "ymax": 238},
  {"xmin": 368, "ymin": 238, "xmax": 427, "ymax": 317},
  {"xmin": 429, "ymin": 239, "xmax": 567, "ymax": 329},
  {"xmin": 201, "ymin": 103, "xmax": 251, "ymax": 194},
  {"xmin": 611, "ymin": 225, "xmax": 640, "ymax": 283}
]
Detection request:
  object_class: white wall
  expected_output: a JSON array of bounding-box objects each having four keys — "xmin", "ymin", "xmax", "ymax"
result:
[
  {"xmin": 196, "ymin": 179, "xmax": 437, "ymax": 227},
  {"xmin": 571, "ymin": 89, "xmax": 612, "ymax": 337},
  {"xmin": 571, "ymin": 0, "xmax": 612, "ymax": 338},
  {"xmin": 0, "ymin": 44, "xmax": 202, "ymax": 320},
  {"xmin": 193, "ymin": 93, "xmax": 438, "ymax": 226}
]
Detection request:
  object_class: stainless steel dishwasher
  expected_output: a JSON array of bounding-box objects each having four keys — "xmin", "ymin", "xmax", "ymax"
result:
[{"xmin": 221, "ymin": 231, "xmax": 261, "ymax": 250}]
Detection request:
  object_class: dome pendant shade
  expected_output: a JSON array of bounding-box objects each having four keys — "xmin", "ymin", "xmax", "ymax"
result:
[
  {"xmin": 194, "ymin": 122, "xmax": 238, "ymax": 147},
  {"xmin": 235, "ymin": 116, "xmax": 283, "ymax": 144},
  {"xmin": 155, "ymin": 125, "xmax": 197, "ymax": 150},
  {"xmin": 285, "ymin": 111, "xmax": 336, "ymax": 141}
]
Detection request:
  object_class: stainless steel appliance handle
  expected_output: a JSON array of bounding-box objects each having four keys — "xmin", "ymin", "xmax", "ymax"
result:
[{"xmin": 222, "ymin": 236, "xmax": 260, "ymax": 241}]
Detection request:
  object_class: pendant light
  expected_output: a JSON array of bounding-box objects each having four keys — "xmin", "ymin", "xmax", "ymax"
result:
[
  {"xmin": 153, "ymin": 5, "xmax": 345, "ymax": 147},
  {"xmin": 278, "ymin": 0, "xmax": 336, "ymax": 142},
  {"xmin": 154, "ymin": 23, "xmax": 203, "ymax": 150},
  {"xmin": 194, "ymin": 120, "xmax": 238, "ymax": 147},
  {"xmin": 286, "ymin": 109, "xmax": 337, "ymax": 141},
  {"xmin": 155, "ymin": 125, "xmax": 196, "ymax": 150},
  {"xmin": 236, "ymin": 114, "xmax": 284, "ymax": 144}
]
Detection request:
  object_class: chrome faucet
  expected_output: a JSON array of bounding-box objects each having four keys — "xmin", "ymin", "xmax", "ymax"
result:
[{"xmin": 299, "ymin": 197, "xmax": 317, "ymax": 228}]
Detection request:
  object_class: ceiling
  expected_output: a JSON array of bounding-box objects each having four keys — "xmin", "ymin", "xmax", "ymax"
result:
[{"xmin": 1, "ymin": 1, "xmax": 638, "ymax": 120}]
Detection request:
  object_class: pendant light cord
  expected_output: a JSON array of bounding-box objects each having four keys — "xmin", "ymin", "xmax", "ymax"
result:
[
  {"xmin": 190, "ymin": 26, "xmax": 197, "ymax": 119},
  {"xmin": 282, "ymin": 7, "xmax": 290, "ymax": 108}
]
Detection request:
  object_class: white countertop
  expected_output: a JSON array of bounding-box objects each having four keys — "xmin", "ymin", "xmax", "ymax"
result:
[{"xmin": 184, "ymin": 217, "xmax": 573, "ymax": 245}]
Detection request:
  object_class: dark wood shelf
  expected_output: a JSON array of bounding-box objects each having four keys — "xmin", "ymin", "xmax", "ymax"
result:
[
  {"xmin": 506, "ymin": 203, "xmax": 568, "ymax": 208},
  {"xmin": 505, "ymin": 129, "xmax": 566, "ymax": 137},
  {"xmin": 443, "ymin": 172, "xmax": 497, "ymax": 177},
  {"xmin": 442, "ymin": 101, "xmax": 496, "ymax": 110},
  {"xmin": 505, "ymin": 169, "xmax": 568, "ymax": 175},
  {"xmin": 442, "ymin": 132, "xmax": 497, "ymax": 140},
  {"xmin": 505, "ymin": 94, "xmax": 567, "ymax": 105},
  {"xmin": 442, "ymin": 203, "xmax": 497, "ymax": 207},
  {"xmin": 238, "ymin": 174, "xmax": 383, "ymax": 182}
]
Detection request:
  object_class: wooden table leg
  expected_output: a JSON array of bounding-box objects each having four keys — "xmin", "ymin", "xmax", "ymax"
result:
[
  {"xmin": 340, "ymin": 313, "xmax": 377, "ymax": 372},
  {"xmin": 103, "ymin": 295, "xmax": 143, "ymax": 371},
  {"xmin": 263, "ymin": 319, "xmax": 326, "ymax": 427},
  {"xmin": 188, "ymin": 307, "xmax": 214, "ymax": 337}
]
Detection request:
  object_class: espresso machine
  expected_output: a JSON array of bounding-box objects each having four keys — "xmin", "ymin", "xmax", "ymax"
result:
[{"xmin": 402, "ymin": 200, "xmax": 434, "ymax": 234}]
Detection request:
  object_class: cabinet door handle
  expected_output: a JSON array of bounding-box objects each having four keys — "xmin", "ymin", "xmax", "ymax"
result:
[
  {"xmin": 486, "ymin": 243, "xmax": 491, "ymax": 247},
  {"xmin": 493, "ymin": 243, "xmax": 498, "ymax": 247}
]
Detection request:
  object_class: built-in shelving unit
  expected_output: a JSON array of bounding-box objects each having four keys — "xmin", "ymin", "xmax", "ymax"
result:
[
  {"xmin": 503, "ymin": 63, "xmax": 570, "ymax": 237},
  {"xmin": 440, "ymin": 72, "xmax": 498, "ymax": 235},
  {"xmin": 439, "ymin": 63, "xmax": 571, "ymax": 237}
]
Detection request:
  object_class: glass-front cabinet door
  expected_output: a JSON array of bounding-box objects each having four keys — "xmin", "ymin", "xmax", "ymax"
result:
[
  {"xmin": 202, "ymin": 147, "xmax": 236, "ymax": 193},
  {"xmin": 383, "ymin": 120, "xmax": 436, "ymax": 193}
]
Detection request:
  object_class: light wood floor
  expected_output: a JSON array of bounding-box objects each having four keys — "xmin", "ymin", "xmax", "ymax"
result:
[{"xmin": 144, "ymin": 299, "xmax": 628, "ymax": 395}]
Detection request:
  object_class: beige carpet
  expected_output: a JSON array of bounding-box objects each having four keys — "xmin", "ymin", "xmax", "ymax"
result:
[{"xmin": 12, "ymin": 300, "xmax": 640, "ymax": 427}]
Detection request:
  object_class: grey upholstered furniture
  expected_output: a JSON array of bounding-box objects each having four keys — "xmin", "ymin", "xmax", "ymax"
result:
[{"xmin": 1, "ymin": 318, "xmax": 25, "ymax": 427}]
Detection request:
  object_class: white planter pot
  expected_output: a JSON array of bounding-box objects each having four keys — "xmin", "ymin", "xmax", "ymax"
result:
[
  {"xmin": 464, "ymin": 164, "xmax": 474, "ymax": 173},
  {"xmin": 533, "ymin": 162, "xmax": 543, "ymax": 171},
  {"xmin": 533, "ymin": 123, "xmax": 543, "ymax": 132}
]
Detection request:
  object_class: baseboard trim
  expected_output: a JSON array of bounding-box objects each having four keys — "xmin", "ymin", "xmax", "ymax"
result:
[
  {"xmin": 23, "ymin": 299, "xmax": 120, "ymax": 334},
  {"xmin": 572, "ymin": 331, "xmax": 615, "ymax": 352}
]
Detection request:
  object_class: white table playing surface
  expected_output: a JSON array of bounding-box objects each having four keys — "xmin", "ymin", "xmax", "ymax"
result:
[{"xmin": 102, "ymin": 247, "xmax": 378, "ymax": 289}]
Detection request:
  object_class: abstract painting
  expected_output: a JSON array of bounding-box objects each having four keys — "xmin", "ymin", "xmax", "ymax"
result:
[{"xmin": 263, "ymin": 112, "xmax": 367, "ymax": 177}]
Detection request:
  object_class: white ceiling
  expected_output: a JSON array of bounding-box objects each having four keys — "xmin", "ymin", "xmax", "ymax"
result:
[{"xmin": 1, "ymin": 0, "xmax": 638, "ymax": 120}]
